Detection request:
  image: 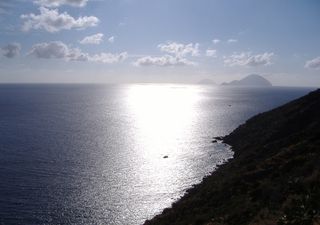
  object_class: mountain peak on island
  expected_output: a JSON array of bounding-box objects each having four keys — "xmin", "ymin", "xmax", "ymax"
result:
[{"xmin": 222, "ymin": 74, "xmax": 272, "ymax": 87}]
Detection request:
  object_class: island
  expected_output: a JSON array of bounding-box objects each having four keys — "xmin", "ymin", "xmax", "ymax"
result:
[
  {"xmin": 221, "ymin": 74, "xmax": 272, "ymax": 87},
  {"xmin": 144, "ymin": 89, "xmax": 320, "ymax": 225}
]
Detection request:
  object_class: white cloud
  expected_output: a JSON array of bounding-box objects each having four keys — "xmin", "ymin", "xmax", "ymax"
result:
[
  {"xmin": 227, "ymin": 39, "xmax": 238, "ymax": 43},
  {"xmin": 305, "ymin": 57, "xmax": 320, "ymax": 70},
  {"xmin": 134, "ymin": 55, "xmax": 196, "ymax": 67},
  {"xmin": 80, "ymin": 33, "xmax": 104, "ymax": 44},
  {"xmin": 90, "ymin": 52, "xmax": 128, "ymax": 64},
  {"xmin": 134, "ymin": 41, "xmax": 199, "ymax": 67},
  {"xmin": 34, "ymin": 0, "xmax": 88, "ymax": 7},
  {"xmin": 224, "ymin": 52, "xmax": 274, "ymax": 67},
  {"xmin": 206, "ymin": 49, "xmax": 217, "ymax": 57},
  {"xmin": 108, "ymin": 36, "xmax": 115, "ymax": 43},
  {"xmin": 28, "ymin": 41, "xmax": 127, "ymax": 63},
  {"xmin": 21, "ymin": 7, "xmax": 99, "ymax": 33},
  {"xmin": 29, "ymin": 41, "xmax": 86, "ymax": 60},
  {"xmin": 158, "ymin": 42, "xmax": 200, "ymax": 57},
  {"xmin": 212, "ymin": 39, "xmax": 220, "ymax": 44},
  {"xmin": 1, "ymin": 43, "xmax": 21, "ymax": 58}
]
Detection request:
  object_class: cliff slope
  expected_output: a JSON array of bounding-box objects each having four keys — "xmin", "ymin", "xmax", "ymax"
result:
[{"xmin": 144, "ymin": 89, "xmax": 320, "ymax": 225}]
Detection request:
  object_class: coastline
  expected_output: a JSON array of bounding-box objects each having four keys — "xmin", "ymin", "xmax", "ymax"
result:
[{"xmin": 144, "ymin": 89, "xmax": 320, "ymax": 225}]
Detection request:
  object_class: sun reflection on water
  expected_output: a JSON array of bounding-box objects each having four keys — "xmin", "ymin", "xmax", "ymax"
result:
[
  {"xmin": 126, "ymin": 84, "xmax": 200, "ymax": 159},
  {"xmin": 122, "ymin": 84, "xmax": 233, "ymax": 222},
  {"xmin": 123, "ymin": 84, "xmax": 205, "ymax": 216}
]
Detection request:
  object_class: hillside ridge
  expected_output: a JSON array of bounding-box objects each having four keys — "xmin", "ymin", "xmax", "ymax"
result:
[{"xmin": 144, "ymin": 89, "xmax": 320, "ymax": 225}]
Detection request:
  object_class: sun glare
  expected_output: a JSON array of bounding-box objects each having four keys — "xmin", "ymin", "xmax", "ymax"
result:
[{"xmin": 126, "ymin": 84, "xmax": 200, "ymax": 158}]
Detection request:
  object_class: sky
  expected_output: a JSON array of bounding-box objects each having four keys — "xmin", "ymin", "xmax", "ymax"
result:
[{"xmin": 0, "ymin": 0, "xmax": 319, "ymax": 86}]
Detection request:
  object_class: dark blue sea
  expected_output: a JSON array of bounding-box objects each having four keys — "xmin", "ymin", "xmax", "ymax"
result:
[{"xmin": 0, "ymin": 84, "xmax": 315, "ymax": 225}]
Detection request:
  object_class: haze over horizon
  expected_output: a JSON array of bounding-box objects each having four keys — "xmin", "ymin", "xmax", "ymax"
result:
[{"xmin": 0, "ymin": 0, "xmax": 319, "ymax": 86}]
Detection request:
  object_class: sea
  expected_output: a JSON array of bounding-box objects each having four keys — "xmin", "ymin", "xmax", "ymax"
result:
[{"xmin": 0, "ymin": 84, "xmax": 315, "ymax": 225}]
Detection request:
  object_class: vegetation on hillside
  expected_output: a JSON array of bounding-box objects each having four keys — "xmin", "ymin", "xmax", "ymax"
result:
[{"xmin": 144, "ymin": 89, "xmax": 320, "ymax": 225}]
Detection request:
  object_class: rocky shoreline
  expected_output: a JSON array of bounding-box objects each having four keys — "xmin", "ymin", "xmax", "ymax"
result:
[{"xmin": 144, "ymin": 89, "xmax": 320, "ymax": 225}]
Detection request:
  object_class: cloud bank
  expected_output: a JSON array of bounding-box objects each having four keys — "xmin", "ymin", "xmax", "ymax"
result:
[
  {"xmin": 224, "ymin": 52, "xmax": 274, "ymax": 67},
  {"xmin": 158, "ymin": 42, "xmax": 199, "ymax": 57},
  {"xmin": 134, "ymin": 55, "xmax": 196, "ymax": 67},
  {"xmin": 90, "ymin": 52, "xmax": 128, "ymax": 64},
  {"xmin": 29, "ymin": 41, "xmax": 127, "ymax": 63},
  {"xmin": 21, "ymin": 7, "xmax": 99, "ymax": 32},
  {"xmin": 134, "ymin": 42, "xmax": 199, "ymax": 67}
]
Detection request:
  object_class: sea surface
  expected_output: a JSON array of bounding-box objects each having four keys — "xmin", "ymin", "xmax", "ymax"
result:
[{"xmin": 0, "ymin": 84, "xmax": 315, "ymax": 225}]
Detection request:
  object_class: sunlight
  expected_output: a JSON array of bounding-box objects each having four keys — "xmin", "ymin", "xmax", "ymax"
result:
[{"xmin": 126, "ymin": 84, "xmax": 200, "ymax": 159}]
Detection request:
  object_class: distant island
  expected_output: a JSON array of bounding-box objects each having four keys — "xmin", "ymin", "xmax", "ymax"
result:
[
  {"xmin": 222, "ymin": 74, "xmax": 272, "ymax": 87},
  {"xmin": 145, "ymin": 89, "xmax": 320, "ymax": 225}
]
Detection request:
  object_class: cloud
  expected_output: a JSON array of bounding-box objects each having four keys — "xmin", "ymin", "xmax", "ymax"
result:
[
  {"xmin": 21, "ymin": 7, "xmax": 99, "ymax": 32},
  {"xmin": 1, "ymin": 43, "xmax": 21, "ymax": 58},
  {"xmin": 34, "ymin": 0, "xmax": 88, "ymax": 7},
  {"xmin": 80, "ymin": 33, "xmax": 104, "ymax": 44},
  {"xmin": 158, "ymin": 42, "xmax": 200, "ymax": 57},
  {"xmin": 134, "ymin": 55, "xmax": 196, "ymax": 67},
  {"xmin": 28, "ymin": 41, "xmax": 127, "ymax": 63},
  {"xmin": 29, "ymin": 41, "xmax": 85, "ymax": 60},
  {"xmin": 134, "ymin": 41, "xmax": 199, "ymax": 67},
  {"xmin": 206, "ymin": 49, "xmax": 217, "ymax": 57},
  {"xmin": 224, "ymin": 52, "xmax": 274, "ymax": 67},
  {"xmin": 90, "ymin": 52, "xmax": 128, "ymax": 64},
  {"xmin": 108, "ymin": 36, "xmax": 115, "ymax": 43},
  {"xmin": 212, "ymin": 39, "xmax": 220, "ymax": 44},
  {"xmin": 227, "ymin": 39, "xmax": 238, "ymax": 43},
  {"xmin": 305, "ymin": 57, "xmax": 320, "ymax": 70}
]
